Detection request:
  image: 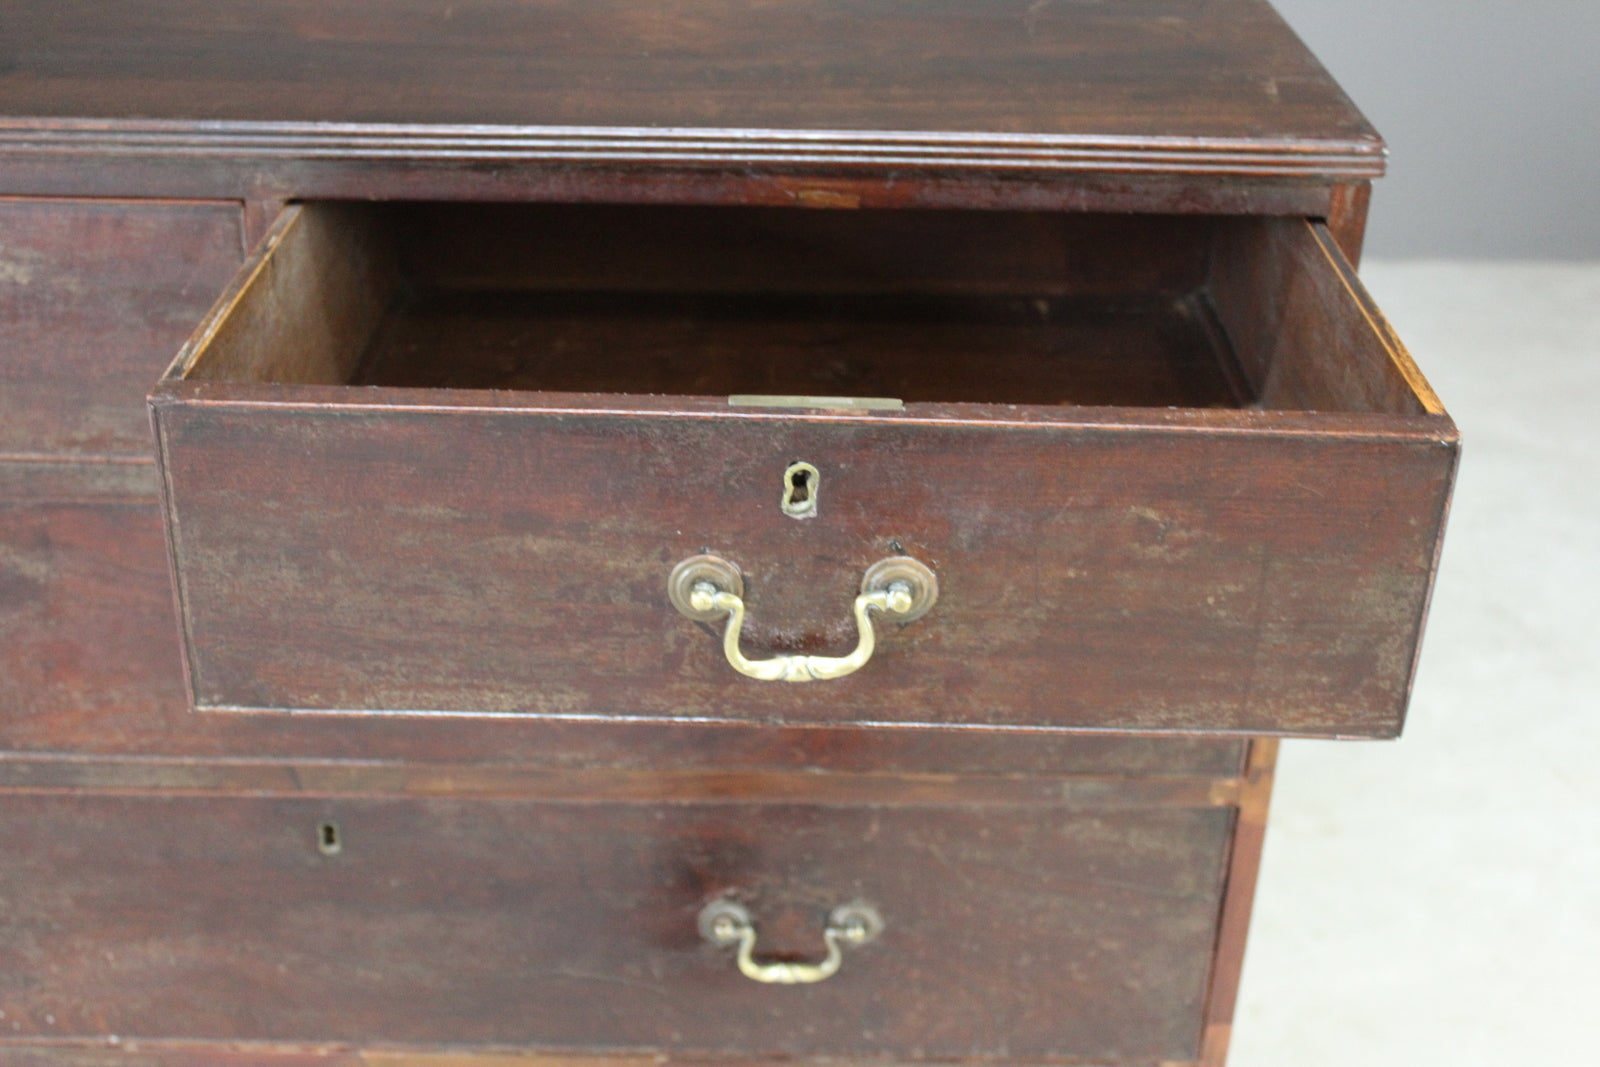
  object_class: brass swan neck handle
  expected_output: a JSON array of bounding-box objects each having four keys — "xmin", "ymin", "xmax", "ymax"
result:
[
  {"xmin": 668, "ymin": 555, "xmax": 938, "ymax": 682},
  {"xmin": 699, "ymin": 899, "xmax": 884, "ymax": 984}
]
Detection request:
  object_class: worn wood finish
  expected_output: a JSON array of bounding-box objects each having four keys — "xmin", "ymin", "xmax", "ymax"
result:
[
  {"xmin": 0, "ymin": 794, "xmax": 1231, "ymax": 1061},
  {"xmin": 0, "ymin": 1, "xmax": 1375, "ymax": 213},
  {"xmin": 155, "ymin": 399, "xmax": 1454, "ymax": 735},
  {"xmin": 0, "ymin": 159, "xmax": 1354, "ymax": 223},
  {"xmin": 0, "ymin": 480, "xmax": 1245, "ymax": 776},
  {"xmin": 0, "ymin": 198, "xmax": 243, "ymax": 460},
  {"xmin": 153, "ymin": 206, "xmax": 1456, "ymax": 737},
  {"xmin": 0, "ymin": 1050, "xmax": 1185, "ymax": 1067},
  {"xmin": 359, "ymin": 205, "xmax": 1244, "ymax": 408},
  {"xmin": 243, "ymin": 198, "xmax": 289, "ymax": 249},
  {"xmin": 397, "ymin": 203, "xmax": 1220, "ymax": 298},
  {"xmin": 0, "ymin": 4, "xmax": 1451, "ymax": 1063},
  {"xmin": 0, "ymin": 755, "xmax": 1242, "ymax": 810},
  {"xmin": 0, "ymin": 1, "xmax": 1378, "ymax": 175},
  {"xmin": 0, "ymin": 499, "xmax": 187, "ymax": 747},
  {"xmin": 1198, "ymin": 738, "xmax": 1278, "ymax": 1066},
  {"xmin": 178, "ymin": 203, "xmax": 396, "ymax": 388},
  {"xmin": 1325, "ymin": 182, "xmax": 1373, "ymax": 266},
  {"xmin": 357, "ymin": 290, "xmax": 1248, "ymax": 408},
  {"xmin": 1207, "ymin": 217, "xmax": 1444, "ymax": 415}
]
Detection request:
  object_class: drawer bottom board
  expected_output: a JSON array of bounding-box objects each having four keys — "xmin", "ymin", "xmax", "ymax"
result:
[{"xmin": 0, "ymin": 794, "xmax": 1233, "ymax": 1062}]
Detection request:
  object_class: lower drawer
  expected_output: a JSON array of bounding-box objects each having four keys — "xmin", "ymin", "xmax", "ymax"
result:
[{"xmin": 0, "ymin": 793, "xmax": 1233, "ymax": 1062}]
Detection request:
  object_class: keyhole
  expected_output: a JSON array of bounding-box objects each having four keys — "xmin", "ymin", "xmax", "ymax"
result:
[
  {"xmin": 781, "ymin": 461, "xmax": 820, "ymax": 518},
  {"xmin": 317, "ymin": 820, "xmax": 342, "ymax": 856}
]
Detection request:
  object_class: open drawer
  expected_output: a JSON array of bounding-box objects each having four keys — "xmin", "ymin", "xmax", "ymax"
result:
[{"xmin": 150, "ymin": 202, "xmax": 1457, "ymax": 736}]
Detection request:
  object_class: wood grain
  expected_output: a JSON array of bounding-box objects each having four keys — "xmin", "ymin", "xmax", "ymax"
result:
[
  {"xmin": 0, "ymin": 1042, "xmax": 1189, "ymax": 1067},
  {"xmin": 154, "ymin": 207, "xmax": 1456, "ymax": 737},
  {"xmin": 355, "ymin": 289, "xmax": 1246, "ymax": 408},
  {"xmin": 364, "ymin": 203, "xmax": 1246, "ymax": 407},
  {"xmin": 1207, "ymin": 217, "xmax": 1443, "ymax": 415},
  {"xmin": 1325, "ymin": 182, "xmax": 1373, "ymax": 266},
  {"xmin": 0, "ymin": 483, "xmax": 1245, "ymax": 776},
  {"xmin": 0, "ymin": 198, "xmax": 242, "ymax": 459},
  {"xmin": 0, "ymin": 0, "xmax": 1380, "ymax": 178},
  {"xmin": 397, "ymin": 202, "xmax": 1219, "ymax": 300},
  {"xmin": 0, "ymin": 1052, "xmax": 1192, "ymax": 1067},
  {"xmin": 180, "ymin": 204, "xmax": 396, "ymax": 387},
  {"xmin": 1198, "ymin": 738, "xmax": 1278, "ymax": 1066},
  {"xmin": 153, "ymin": 396, "xmax": 1455, "ymax": 735},
  {"xmin": 0, "ymin": 793, "xmax": 1231, "ymax": 1061},
  {"xmin": 0, "ymin": 5, "xmax": 1441, "ymax": 1065},
  {"xmin": 0, "ymin": 755, "xmax": 1241, "ymax": 810}
]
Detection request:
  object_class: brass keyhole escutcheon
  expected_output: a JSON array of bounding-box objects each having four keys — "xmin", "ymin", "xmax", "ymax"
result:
[
  {"xmin": 316, "ymin": 820, "xmax": 342, "ymax": 856},
  {"xmin": 781, "ymin": 461, "xmax": 819, "ymax": 518}
]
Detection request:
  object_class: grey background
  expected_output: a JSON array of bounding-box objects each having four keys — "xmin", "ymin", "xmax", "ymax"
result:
[{"xmin": 1271, "ymin": 0, "xmax": 1600, "ymax": 259}]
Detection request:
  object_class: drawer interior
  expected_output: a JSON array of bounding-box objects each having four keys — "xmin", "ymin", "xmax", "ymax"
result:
[
  {"xmin": 153, "ymin": 199, "xmax": 1455, "ymax": 734},
  {"xmin": 178, "ymin": 201, "xmax": 1438, "ymax": 418}
]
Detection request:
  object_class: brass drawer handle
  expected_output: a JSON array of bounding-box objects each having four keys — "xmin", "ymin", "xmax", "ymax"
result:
[
  {"xmin": 699, "ymin": 899, "xmax": 883, "ymax": 984},
  {"xmin": 668, "ymin": 555, "xmax": 937, "ymax": 682}
]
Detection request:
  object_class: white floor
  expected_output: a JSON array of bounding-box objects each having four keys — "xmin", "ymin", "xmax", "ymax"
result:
[{"xmin": 1230, "ymin": 262, "xmax": 1600, "ymax": 1066}]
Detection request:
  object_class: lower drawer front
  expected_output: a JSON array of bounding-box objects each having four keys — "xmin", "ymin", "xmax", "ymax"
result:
[{"xmin": 0, "ymin": 794, "xmax": 1232, "ymax": 1061}]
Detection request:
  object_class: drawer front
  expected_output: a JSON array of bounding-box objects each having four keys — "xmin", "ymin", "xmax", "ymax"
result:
[
  {"xmin": 0, "ymin": 198, "xmax": 242, "ymax": 459},
  {"xmin": 0, "ymin": 794, "xmax": 1232, "ymax": 1061},
  {"xmin": 152, "ymin": 203, "xmax": 1457, "ymax": 737},
  {"xmin": 158, "ymin": 402, "xmax": 1451, "ymax": 736},
  {"xmin": 0, "ymin": 456, "xmax": 1242, "ymax": 775}
]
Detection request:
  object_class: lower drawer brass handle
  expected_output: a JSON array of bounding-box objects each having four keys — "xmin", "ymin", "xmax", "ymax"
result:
[
  {"xmin": 668, "ymin": 554, "xmax": 937, "ymax": 682},
  {"xmin": 699, "ymin": 899, "xmax": 883, "ymax": 984}
]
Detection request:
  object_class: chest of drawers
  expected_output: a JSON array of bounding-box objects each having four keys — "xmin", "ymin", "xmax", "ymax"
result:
[{"xmin": 0, "ymin": 3, "xmax": 1456, "ymax": 1064}]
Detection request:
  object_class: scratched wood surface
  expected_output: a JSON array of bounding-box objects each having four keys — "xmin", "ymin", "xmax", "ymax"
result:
[
  {"xmin": 0, "ymin": 0, "xmax": 1378, "ymax": 169},
  {"xmin": 0, "ymin": 6, "xmax": 1431, "ymax": 1062},
  {"xmin": 0, "ymin": 198, "xmax": 243, "ymax": 459},
  {"xmin": 154, "ymin": 206, "xmax": 1456, "ymax": 736},
  {"xmin": 0, "ymin": 467, "xmax": 1245, "ymax": 775},
  {"xmin": 0, "ymin": 793, "xmax": 1231, "ymax": 1061},
  {"xmin": 155, "ymin": 399, "xmax": 1454, "ymax": 735},
  {"xmin": 0, "ymin": 1053, "xmax": 1186, "ymax": 1067},
  {"xmin": 0, "ymin": 0, "xmax": 1377, "ymax": 213}
]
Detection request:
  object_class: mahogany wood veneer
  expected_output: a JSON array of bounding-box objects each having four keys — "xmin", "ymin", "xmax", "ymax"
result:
[{"xmin": 0, "ymin": 3, "xmax": 1456, "ymax": 1064}]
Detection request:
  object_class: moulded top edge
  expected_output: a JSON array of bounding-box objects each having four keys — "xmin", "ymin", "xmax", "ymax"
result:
[
  {"xmin": 0, "ymin": 119, "xmax": 1387, "ymax": 180},
  {"xmin": 0, "ymin": 0, "xmax": 1382, "ymax": 181}
]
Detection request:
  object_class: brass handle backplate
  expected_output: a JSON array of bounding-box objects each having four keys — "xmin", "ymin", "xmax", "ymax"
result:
[
  {"xmin": 698, "ymin": 899, "xmax": 883, "ymax": 984},
  {"xmin": 668, "ymin": 554, "xmax": 937, "ymax": 682}
]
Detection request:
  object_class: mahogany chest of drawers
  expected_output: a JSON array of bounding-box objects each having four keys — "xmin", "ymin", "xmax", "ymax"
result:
[{"xmin": 0, "ymin": 3, "xmax": 1456, "ymax": 1064}]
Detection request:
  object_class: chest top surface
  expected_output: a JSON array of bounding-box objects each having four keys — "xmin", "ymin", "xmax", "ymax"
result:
[{"xmin": 0, "ymin": 0, "xmax": 1380, "ymax": 182}]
